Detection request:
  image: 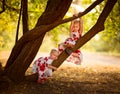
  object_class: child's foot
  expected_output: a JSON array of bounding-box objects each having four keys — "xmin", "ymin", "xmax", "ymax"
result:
[
  {"xmin": 66, "ymin": 57, "xmax": 71, "ymax": 62},
  {"xmin": 69, "ymin": 44, "xmax": 74, "ymax": 48},
  {"xmin": 74, "ymin": 61, "xmax": 81, "ymax": 65},
  {"xmin": 37, "ymin": 79, "xmax": 45, "ymax": 84},
  {"xmin": 65, "ymin": 48, "xmax": 73, "ymax": 55}
]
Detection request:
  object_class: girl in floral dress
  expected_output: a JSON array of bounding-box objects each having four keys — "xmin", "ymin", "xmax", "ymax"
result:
[
  {"xmin": 58, "ymin": 14, "xmax": 83, "ymax": 65},
  {"xmin": 32, "ymin": 49, "xmax": 59, "ymax": 84}
]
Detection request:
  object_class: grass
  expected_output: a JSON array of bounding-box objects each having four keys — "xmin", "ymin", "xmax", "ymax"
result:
[
  {"xmin": 1, "ymin": 63, "xmax": 120, "ymax": 94},
  {"xmin": 0, "ymin": 51, "xmax": 120, "ymax": 94}
]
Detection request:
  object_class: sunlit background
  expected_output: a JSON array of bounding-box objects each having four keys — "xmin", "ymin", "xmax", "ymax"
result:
[{"xmin": 0, "ymin": 0, "xmax": 120, "ymax": 55}]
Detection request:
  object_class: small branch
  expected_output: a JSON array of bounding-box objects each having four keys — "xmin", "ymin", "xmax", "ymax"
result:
[
  {"xmin": 15, "ymin": 0, "xmax": 23, "ymax": 43},
  {"xmin": 0, "ymin": 0, "xmax": 5, "ymax": 14},
  {"xmin": 60, "ymin": 0, "xmax": 104, "ymax": 24},
  {"xmin": 5, "ymin": 3, "xmax": 19, "ymax": 13},
  {"xmin": 22, "ymin": 0, "xmax": 29, "ymax": 34},
  {"xmin": 1, "ymin": 1, "xmax": 44, "ymax": 13},
  {"xmin": 5, "ymin": 4, "xmax": 43, "ymax": 13}
]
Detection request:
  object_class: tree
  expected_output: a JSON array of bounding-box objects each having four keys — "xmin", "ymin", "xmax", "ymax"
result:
[
  {"xmin": 0, "ymin": 0, "xmax": 117, "ymax": 86},
  {"xmin": 4, "ymin": 0, "xmax": 73, "ymax": 83}
]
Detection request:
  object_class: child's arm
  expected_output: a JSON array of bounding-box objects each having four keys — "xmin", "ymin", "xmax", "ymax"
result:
[
  {"xmin": 70, "ymin": 18, "xmax": 75, "ymax": 32},
  {"xmin": 73, "ymin": 13, "xmax": 83, "ymax": 35},
  {"xmin": 79, "ymin": 17, "xmax": 83, "ymax": 35},
  {"xmin": 47, "ymin": 64, "xmax": 57, "ymax": 71}
]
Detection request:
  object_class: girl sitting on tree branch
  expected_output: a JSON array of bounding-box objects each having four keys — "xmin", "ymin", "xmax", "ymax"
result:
[{"xmin": 58, "ymin": 13, "xmax": 83, "ymax": 65}]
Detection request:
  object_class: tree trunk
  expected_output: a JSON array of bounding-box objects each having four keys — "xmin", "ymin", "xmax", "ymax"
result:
[{"xmin": 4, "ymin": 0, "xmax": 72, "ymax": 83}]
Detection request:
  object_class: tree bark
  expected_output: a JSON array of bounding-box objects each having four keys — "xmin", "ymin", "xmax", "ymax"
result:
[{"xmin": 4, "ymin": 0, "xmax": 72, "ymax": 83}]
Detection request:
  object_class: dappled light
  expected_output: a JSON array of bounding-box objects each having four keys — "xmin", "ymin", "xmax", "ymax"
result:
[
  {"xmin": 2, "ymin": 62, "xmax": 120, "ymax": 94},
  {"xmin": 1, "ymin": 51, "xmax": 120, "ymax": 93}
]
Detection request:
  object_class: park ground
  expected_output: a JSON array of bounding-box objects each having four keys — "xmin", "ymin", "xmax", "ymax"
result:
[{"xmin": 0, "ymin": 51, "xmax": 120, "ymax": 94}]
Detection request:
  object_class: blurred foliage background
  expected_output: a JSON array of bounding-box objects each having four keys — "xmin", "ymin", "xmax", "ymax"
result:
[{"xmin": 0, "ymin": 0, "xmax": 120, "ymax": 55}]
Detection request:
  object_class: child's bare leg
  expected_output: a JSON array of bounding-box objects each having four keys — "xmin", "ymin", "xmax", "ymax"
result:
[
  {"xmin": 37, "ymin": 78, "xmax": 46, "ymax": 84},
  {"xmin": 71, "ymin": 53, "xmax": 81, "ymax": 65},
  {"xmin": 58, "ymin": 43, "xmax": 66, "ymax": 54},
  {"xmin": 74, "ymin": 58, "xmax": 81, "ymax": 65},
  {"xmin": 66, "ymin": 55, "xmax": 73, "ymax": 62}
]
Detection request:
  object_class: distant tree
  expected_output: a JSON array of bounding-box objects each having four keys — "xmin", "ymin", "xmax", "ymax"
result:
[
  {"xmin": 81, "ymin": 0, "xmax": 120, "ymax": 53},
  {"xmin": 100, "ymin": 1, "xmax": 120, "ymax": 52}
]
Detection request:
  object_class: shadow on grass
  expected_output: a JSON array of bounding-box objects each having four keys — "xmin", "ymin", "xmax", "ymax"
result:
[{"xmin": 1, "ymin": 70, "xmax": 120, "ymax": 94}]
